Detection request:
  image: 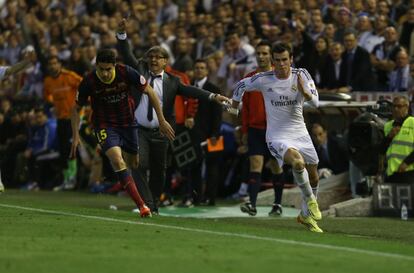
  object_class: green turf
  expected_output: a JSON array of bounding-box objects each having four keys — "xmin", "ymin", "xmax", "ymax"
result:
[{"xmin": 1, "ymin": 190, "xmax": 414, "ymax": 273}]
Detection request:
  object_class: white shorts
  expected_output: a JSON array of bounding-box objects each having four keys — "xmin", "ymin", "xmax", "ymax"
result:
[{"xmin": 267, "ymin": 135, "xmax": 319, "ymax": 167}]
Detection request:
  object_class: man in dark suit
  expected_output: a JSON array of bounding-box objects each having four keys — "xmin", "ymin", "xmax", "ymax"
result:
[
  {"xmin": 182, "ymin": 59, "xmax": 223, "ymax": 206},
  {"xmin": 310, "ymin": 123, "xmax": 349, "ymax": 175},
  {"xmin": 320, "ymin": 42, "xmax": 347, "ymax": 92},
  {"xmin": 116, "ymin": 19, "xmax": 230, "ymax": 213},
  {"xmin": 340, "ymin": 32, "xmax": 375, "ymax": 92}
]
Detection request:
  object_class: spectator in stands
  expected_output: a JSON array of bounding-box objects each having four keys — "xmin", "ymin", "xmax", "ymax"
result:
[
  {"xmin": 192, "ymin": 23, "xmax": 212, "ymax": 59},
  {"xmin": 334, "ymin": 7, "xmax": 355, "ymax": 43},
  {"xmin": 365, "ymin": 0, "xmax": 378, "ymax": 19},
  {"xmin": 389, "ymin": 49, "xmax": 411, "ymax": 92},
  {"xmin": 371, "ymin": 26, "xmax": 402, "ymax": 91},
  {"xmin": 0, "ymin": 108, "xmax": 28, "ymax": 188},
  {"xmin": 172, "ymin": 38, "xmax": 194, "ymax": 76},
  {"xmin": 323, "ymin": 23, "xmax": 337, "ymax": 45},
  {"xmin": 341, "ymin": 31, "xmax": 375, "ymax": 91},
  {"xmin": 319, "ymin": 42, "xmax": 347, "ymax": 92},
  {"xmin": 389, "ymin": 0, "xmax": 409, "ymax": 23},
  {"xmin": 309, "ymin": 36, "xmax": 330, "ymax": 88},
  {"xmin": 66, "ymin": 47, "xmax": 93, "ymax": 77},
  {"xmin": 381, "ymin": 96, "xmax": 414, "ymax": 183},
  {"xmin": 357, "ymin": 14, "xmax": 383, "ymax": 54},
  {"xmin": 217, "ymin": 29, "xmax": 255, "ymax": 96},
  {"xmin": 22, "ymin": 107, "xmax": 58, "ymax": 190},
  {"xmin": 0, "ymin": 49, "xmax": 35, "ymax": 80},
  {"xmin": 310, "ymin": 123, "xmax": 349, "ymax": 177},
  {"xmin": 0, "ymin": 50, "xmax": 35, "ymax": 192},
  {"xmin": 308, "ymin": 12, "xmax": 325, "ymax": 41},
  {"xmin": 399, "ymin": 8, "xmax": 414, "ymax": 58}
]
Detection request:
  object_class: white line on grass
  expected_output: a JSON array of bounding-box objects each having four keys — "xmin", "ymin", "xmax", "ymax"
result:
[{"xmin": 1, "ymin": 203, "xmax": 413, "ymax": 261}]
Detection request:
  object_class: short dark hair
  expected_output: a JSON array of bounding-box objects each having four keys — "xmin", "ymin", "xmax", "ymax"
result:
[
  {"xmin": 343, "ymin": 30, "xmax": 357, "ymax": 38},
  {"xmin": 224, "ymin": 28, "xmax": 239, "ymax": 41},
  {"xmin": 194, "ymin": 58, "xmax": 208, "ymax": 66},
  {"xmin": 96, "ymin": 49, "xmax": 117, "ymax": 64},
  {"xmin": 256, "ymin": 39, "xmax": 272, "ymax": 50},
  {"xmin": 272, "ymin": 42, "xmax": 292, "ymax": 57},
  {"xmin": 47, "ymin": 55, "xmax": 60, "ymax": 63}
]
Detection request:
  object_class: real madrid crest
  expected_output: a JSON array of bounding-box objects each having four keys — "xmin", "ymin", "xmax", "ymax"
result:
[{"xmin": 291, "ymin": 85, "xmax": 298, "ymax": 92}]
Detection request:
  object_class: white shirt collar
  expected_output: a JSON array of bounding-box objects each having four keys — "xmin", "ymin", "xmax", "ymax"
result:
[
  {"xmin": 195, "ymin": 77, "xmax": 207, "ymax": 88},
  {"xmin": 150, "ymin": 70, "xmax": 164, "ymax": 79}
]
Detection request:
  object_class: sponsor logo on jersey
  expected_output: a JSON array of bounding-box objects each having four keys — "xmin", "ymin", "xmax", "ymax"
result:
[
  {"xmin": 267, "ymin": 88, "xmax": 273, "ymax": 92},
  {"xmin": 270, "ymin": 99, "xmax": 298, "ymax": 107}
]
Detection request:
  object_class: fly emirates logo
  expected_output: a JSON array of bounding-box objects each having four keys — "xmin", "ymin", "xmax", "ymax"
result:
[{"xmin": 270, "ymin": 95, "xmax": 298, "ymax": 107}]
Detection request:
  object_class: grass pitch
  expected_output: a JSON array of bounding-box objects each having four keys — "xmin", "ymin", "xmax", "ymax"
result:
[{"xmin": 1, "ymin": 190, "xmax": 413, "ymax": 273}]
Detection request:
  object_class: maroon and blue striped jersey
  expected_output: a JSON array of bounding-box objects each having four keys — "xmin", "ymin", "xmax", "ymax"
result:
[{"xmin": 76, "ymin": 64, "xmax": 147, "ymax": 128}]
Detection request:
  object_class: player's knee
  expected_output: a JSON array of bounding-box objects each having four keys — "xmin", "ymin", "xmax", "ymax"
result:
[
  {"xmin": 249, "ymin": 156, "xmax": 263, "ymax": 172},
  {"xmin": 111, "ymin": 155, "xmax": 126, "ymax": 170},
  {"xmin": 292, "ymin": 158, "xmax": 305, "ymax": 170}
]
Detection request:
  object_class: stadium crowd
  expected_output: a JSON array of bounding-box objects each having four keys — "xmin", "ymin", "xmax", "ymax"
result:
[{"xmin": 1, "ymin": 0, "xmax": 414, "ymax": 209}]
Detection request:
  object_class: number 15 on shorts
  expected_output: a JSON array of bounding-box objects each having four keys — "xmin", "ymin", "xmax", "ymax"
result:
[{"xmin": 95, "ymin": 129, "xmax": 107, "ymax": 144}]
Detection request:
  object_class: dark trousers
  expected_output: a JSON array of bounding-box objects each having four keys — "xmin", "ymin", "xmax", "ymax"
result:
[
  {"xmin": 385, "ymin": 170, "xmax": 414, "ymax": 183},
  {"xmin": 132, "ymin": 127, "xmax": 169, "ymax": 211},
  {"xmin": 204, "ymin": 152, "xmax": 221, "ymax": 204},
  {"xmin": 182, "ymin": 161, "xmax": 203, "ymax": 203},
  {"xmin": 27, "ymin": 153, "xmax": 61, "ymax": 189},
  {"xmin": 57, "ymin": 119, "xmax": 72, "ymax": 169}
]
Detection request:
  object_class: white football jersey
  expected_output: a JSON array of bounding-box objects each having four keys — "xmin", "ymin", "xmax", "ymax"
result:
[
  {"xmin": 233, "ymin": 68, "xmax": 318, "ymax": 141},
  {"xmin": 0, "ymin": 66, "xmax": 8, "ymax": 81}
]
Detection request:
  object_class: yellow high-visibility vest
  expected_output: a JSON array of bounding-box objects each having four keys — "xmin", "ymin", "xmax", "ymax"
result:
[{"xmin": 384, "ymin": 116, "xmax": 414, "ymax": 176}]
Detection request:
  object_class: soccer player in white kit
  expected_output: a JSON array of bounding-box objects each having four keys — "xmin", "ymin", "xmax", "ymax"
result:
[
  {"xmin": 231, "ymin": 42, "xmax": 323, "ymax": 232},
  {"xmin": 0, "ymin": 49, "xmax": 35, "ymax": 193}
]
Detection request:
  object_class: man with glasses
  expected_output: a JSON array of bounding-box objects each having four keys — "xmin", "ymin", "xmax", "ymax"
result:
[
  {"xmin": 116, "ymin": 19, "xmax": 230, "ymax": 214},
  {"xmin": 381, "ymin": 96, "xmax": 414, "ymax": 183}
]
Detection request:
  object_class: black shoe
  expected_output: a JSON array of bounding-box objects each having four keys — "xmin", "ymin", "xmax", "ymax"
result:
[
  {"xmin": 240, "ymin": 202, "xmax": 257, "ymax": 216},
  {"xmin": 268, "ymin": 204, "xmax": 283, "ymax": 216}
]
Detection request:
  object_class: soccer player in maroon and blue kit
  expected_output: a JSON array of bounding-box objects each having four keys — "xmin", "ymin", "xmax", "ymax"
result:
[{"xmin": 70, "ymin": 49, "xmax": 174, "ymax": 217}]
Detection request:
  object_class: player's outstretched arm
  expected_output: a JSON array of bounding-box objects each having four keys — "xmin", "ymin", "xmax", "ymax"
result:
[
  {"xmin": 209, "ymin": 93, "xmax": 232, "ymax": 105},
  {"xmin": 116, "ymin": 18, "xmax": 141, "ymax": 70},
  {"xmin": 69, "ymin": 105, "xmax": 82, "ymax": 159},
  {"xmin": 144, "ymin": 84, "xmax": 175, "ymax": 140}
]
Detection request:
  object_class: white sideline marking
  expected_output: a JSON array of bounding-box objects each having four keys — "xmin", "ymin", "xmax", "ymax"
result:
[{"xmin": 1, "ymin": 203, "xmax": 414, "ymax": 261}]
